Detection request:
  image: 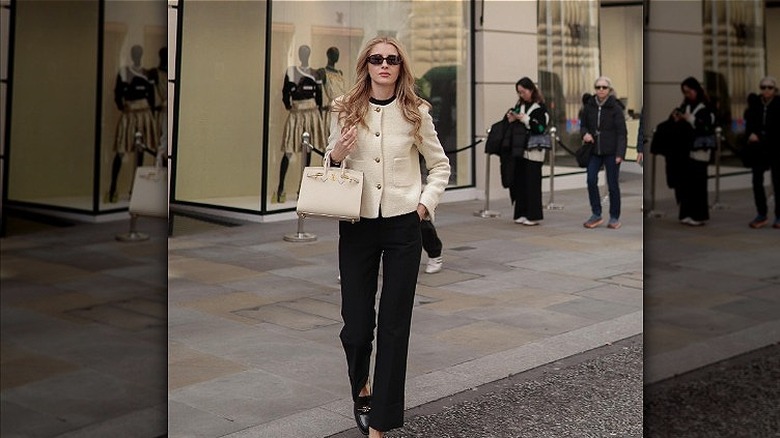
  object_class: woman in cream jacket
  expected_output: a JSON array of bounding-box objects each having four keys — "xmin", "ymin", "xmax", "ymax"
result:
[{"xmin": 326, "ymin": 36, "xmax": 450, "ymax": 437}]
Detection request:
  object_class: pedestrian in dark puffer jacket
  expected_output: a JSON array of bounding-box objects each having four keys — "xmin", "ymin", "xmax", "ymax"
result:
[
  {"xmin": 579, "ymin": 76, "xmax": 627, "ymax": 229},
  {"xmin": 743, "ymin": 76, "xmax": 780, "ymax": 229}
]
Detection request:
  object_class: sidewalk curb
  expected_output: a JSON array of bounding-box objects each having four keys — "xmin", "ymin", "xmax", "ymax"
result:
[
  {"xmin": 644, "ymin": 319, "xmax": 780, "ymax": 384},
  {"xmin": 221, "ymin": 311, "xmax": 643, "ymax": 438}
]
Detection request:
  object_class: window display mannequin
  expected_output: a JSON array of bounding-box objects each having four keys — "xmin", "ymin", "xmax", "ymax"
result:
[
  {"xmin": 275, "ymin": 44, "xmax": 325, "ymax": 203},
  {"xmin": 318, "ymin": 46, "xmax": 347, "ymax": 139},
  {"xmin": 108, "ymin": 44, "xmax": 158, "ymax": 203},
  {"xmin": 148, "ymin": 46, "xmax": 168, "ymax": 151}
]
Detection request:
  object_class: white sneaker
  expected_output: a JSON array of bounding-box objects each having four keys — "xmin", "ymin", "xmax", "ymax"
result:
[
  {"xmin": 681, "ymin": 217, "xmax": 704, "ymax": 226},
  {"xmin": 514, "ymin": 217, "xmax": 538, "ymax": 226},
  {"xmin": 425, "ymin": 256, "xmax": 443, "ymax": 274}
]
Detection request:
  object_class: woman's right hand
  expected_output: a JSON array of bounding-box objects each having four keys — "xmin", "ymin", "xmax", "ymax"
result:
[
  {"xmin": 748, "ymin": 133, "xmax": 759, "ymax": 143},
  {"xmin": 332, "ymin": 125, "xmax": 357, "ymax": 162},
  {"xmin": 583, "ymin": 133, "xmax": 594, "ymax": 143}
]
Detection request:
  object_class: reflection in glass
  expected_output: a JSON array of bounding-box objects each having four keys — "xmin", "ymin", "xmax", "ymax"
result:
[
  {"xmin": 537, "ymin": 0, "xmax": 600, "ymax": 147},
  {"xmin": 703, "ymin": 0, "xmax": 765, "ymax": 148}
]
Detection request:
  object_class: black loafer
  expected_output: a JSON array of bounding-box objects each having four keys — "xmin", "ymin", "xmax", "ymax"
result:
[{"xmin": 354, "ymin": 395, "xmax": 371, "ymax": 436}]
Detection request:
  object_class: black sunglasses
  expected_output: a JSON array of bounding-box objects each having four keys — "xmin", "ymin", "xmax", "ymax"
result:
[
  {"xmin": 760, "ymin": 85, "xmax": 775, "ymax": 90},
  {"xmin": 594, "ymin": 85, "xmax": 609, "ymax": 90},
  {"xmin": 367, "ymin": 54, "xmax": 402, "ymax": 66}
]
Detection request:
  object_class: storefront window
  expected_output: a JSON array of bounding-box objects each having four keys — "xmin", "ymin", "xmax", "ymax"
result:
[
  {"xmin": 101, "ymin": 1, "xmax": 167, "ymax": 209},
  {"xmin": 537, "ymin": 0, "xmax": 600, "ymax": 147},
  {"xmin": 5, "ymin": 1, "xmax": 165, "ymax": 216},
  {"xmin": 703, "ymin": 0, "xmax": 765, "ymax": 141},
  {"xmin": 175, "ymin": 1, "xmax": 268, "ymax": 212},
  {"xmin": 174, "ymin": 1, "xmax": 471, "ymax": 216},
  {"xmin": 7, "ymin": 1, "xmax": 99, "ymax": 212}
]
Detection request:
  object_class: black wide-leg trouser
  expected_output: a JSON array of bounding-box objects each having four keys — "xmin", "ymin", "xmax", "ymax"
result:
[
  {"xmin": 678, "ymin": 158, "xmax": 710, "ymax": 222},
  {"xmin": 338, "ymin": 211, "xmax": 422, "ymax": 432}
]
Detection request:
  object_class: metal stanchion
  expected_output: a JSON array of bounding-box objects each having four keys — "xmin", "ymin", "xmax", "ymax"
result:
[
  {"xmin": 644, "ymin": 128, "xmax": 664, "ymax": 218},
  {"xmin": 117, "ymin": 214, "xmax": 150, "ymax": 242},
  {"xmin": 546, "ymin": 127, "xmax": 563, "ymax": 210},
  {"xmin": 711, "ymin": 126, "xmax": 728, "ymax": 210},
  {"xmin": 284, "ymin": 132, "xmax": 317, "ymax": 242},
  {"xmin": 646, "ymin": 152, "xmax": 664, "ymax": 218},
  {"xmin": 474, "ymin": 129, "xmax": 501, "ymax": 218}
]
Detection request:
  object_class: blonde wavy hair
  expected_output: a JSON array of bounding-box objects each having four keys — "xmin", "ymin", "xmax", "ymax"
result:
[{"xmin": 333, "ymin": 36, "xmax": 429, "ymax": 145}]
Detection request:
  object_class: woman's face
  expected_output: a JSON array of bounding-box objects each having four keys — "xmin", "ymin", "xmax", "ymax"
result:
[
  {"xmin": 516, "ymin": 85, "xmax": 532, "ymax": 102},
  {"xmin": 367, "ymin": 42, "xmax": 401, "ymax": 89},
  {"xmin": 594, "ymin": 80, "xmax": 610, "ymax": 100},
  {"xmin": 760, "ymin": 81, "xmax": 776, "ymax": 100},
  {"xmin": 682, "ymin": 85, "xmax": 698, "ymax": 102}
]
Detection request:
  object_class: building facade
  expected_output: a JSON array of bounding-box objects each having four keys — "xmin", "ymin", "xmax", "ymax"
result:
[{"xmin": 19, "ymin": 1, "xmax": 772, "ymax": 227}]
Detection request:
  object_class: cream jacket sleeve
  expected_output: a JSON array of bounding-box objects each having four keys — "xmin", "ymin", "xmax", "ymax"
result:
[
  {"xmin": 416, "ymin": 104, "xmax": 451, "ymax": 221},
  {"xmin": 326, "ymin": 97, "xmax": 450, "ymax": 221}
]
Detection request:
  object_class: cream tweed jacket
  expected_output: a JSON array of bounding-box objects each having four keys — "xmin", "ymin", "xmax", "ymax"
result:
[{"xmin": 326, "ymin": 97, "xmax": 451, "ymax": 221}]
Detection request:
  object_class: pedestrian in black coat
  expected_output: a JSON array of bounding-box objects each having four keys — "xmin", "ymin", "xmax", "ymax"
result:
[
  {"xmin": 669, "ymin": 76, "xmax": 715, "ymax": 226},
  {"xmin": 579, "ymin": 76, "xmax": 627, "ymax": 229},
  {"xmin": 743, "ymin": 76, "xmax": 780, "ymax": 228},
  {"xmin": 507, "ymin": 77, "xmax": 549, "ymax": 225}
]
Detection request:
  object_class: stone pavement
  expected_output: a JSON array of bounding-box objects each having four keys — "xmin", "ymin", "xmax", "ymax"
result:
[
  {"xmin": 167, "ymin": 170, "xmax": 644, "ymax": 438},
  {"xmin": 1, "ymin": 217, "xmax": 168, "ymax": 438},
  {"xmin": 4, "ymin": 164, "xmax": 775, "ymax": 437},
  {"xmin": 643, "ymin": 186, "xmax": 780, "ymax": 384}
]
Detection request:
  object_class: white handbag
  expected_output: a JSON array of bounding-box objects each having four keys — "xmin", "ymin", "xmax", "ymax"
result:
[
  {"xmin": 296, "ymin": 153, "xmax": 363, "ymax": 223},
  {"xmin": 129, "ymin": 166, "xmax": 168, "ymax": 218}
]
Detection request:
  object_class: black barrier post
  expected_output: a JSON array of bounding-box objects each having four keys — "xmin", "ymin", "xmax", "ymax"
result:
[
  {"xmin": 646, "ymin": 130, "xmax": 664, "ymax": 218},
  {"xmin": 646, "ymin": 153, "xmax": 664, "ymax": 218},
  {"xmin": 546, "ymin": 127, "xmax": 564, "ymax": 210},
  {"xmin": 474, "ymin": 129, "xmax": 501, "ymax": 218},
  {"xmin": 284, "ymin": 132, "xmax": 317, "ymax": 242},
  {"xmin": 711, "ymin": 126, "xmax": 728, "ymax": 210}
]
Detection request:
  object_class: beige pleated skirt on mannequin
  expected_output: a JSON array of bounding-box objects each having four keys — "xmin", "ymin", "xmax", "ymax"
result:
[
  {"xmin": 281, "ymin": 98, "xmax": 326, "ymax": 153},
  {"xmin": 114, "ymin": 99, "xmax": 158, "ymax": 154}
]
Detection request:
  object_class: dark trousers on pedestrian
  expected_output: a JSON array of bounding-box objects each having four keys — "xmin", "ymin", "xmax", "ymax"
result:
[
  {"xmin": 338, "ymin": 211, "xmax": 422, "ymax": 432},
  {"xmin": 678, "ymin": 158, "xmax": 710, "ymax": 221},
  {"xmin": 512, "ymin": 157, "xmax": 544, "ymax": 221},
  {"xmin": 586, "ymin": 153, "xmax": 621, "ymax": 220},
  {"xmin": 751, "ymin": 159, "xmax": 780, "ymax": 218},
  {"xmin": 420, "ymin": 219, "xmax": 442, "ymax": 258}
]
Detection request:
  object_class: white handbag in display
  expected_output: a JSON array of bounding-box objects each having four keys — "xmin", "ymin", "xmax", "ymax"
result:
[
  {"xmin": 296, "ymin": 154, "xmax": 363, "ymax": 223},
  {"xmin": 129, "ymin": 166, "xmax": 168, "ymax": 218}
]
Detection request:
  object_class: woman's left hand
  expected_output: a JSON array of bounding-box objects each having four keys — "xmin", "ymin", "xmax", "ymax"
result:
[
  {"xmin": 616, "ymin": 157, "xmax": 623, "ymax": 164},
  {"xmin": 416, "ymin": 203, "xmax": 428, "ymax": 221},
  {"xmin": 332, "ymin": 125, "xmax": 357, "ymax": 162}
]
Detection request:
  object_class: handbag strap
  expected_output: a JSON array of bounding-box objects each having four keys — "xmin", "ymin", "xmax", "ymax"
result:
[{"xmin": 323, "ymin": 150, "xmax": 348, "ymax": 177}]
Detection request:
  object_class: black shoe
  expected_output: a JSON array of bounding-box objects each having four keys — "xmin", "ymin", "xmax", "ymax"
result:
[{"xmin": 354, "ymin": 395, "xmax": 371, "ymax": 436}]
